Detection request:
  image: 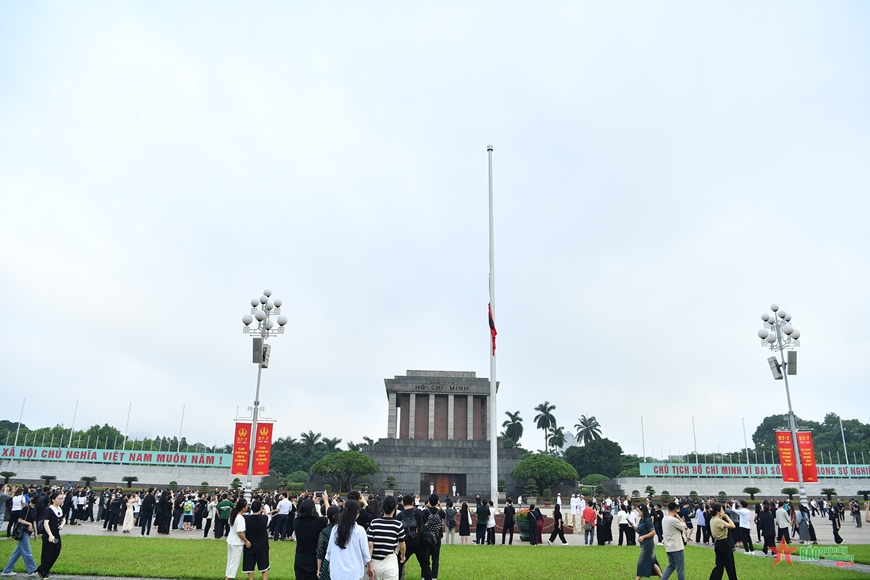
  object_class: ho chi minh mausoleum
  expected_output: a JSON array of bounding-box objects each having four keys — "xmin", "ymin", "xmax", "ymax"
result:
[{"xmin": 367, "ymin": 370, "xmax": 523, "ymax": 499}]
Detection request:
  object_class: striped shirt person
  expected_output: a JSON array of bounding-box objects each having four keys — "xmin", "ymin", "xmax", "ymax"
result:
[{"xmin": 367, "ymin": 496, "xmax": 406, "ymax": 580}]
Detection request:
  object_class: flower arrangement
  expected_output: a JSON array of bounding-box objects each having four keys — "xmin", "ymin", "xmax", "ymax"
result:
[{"xmin": 514, "ymin": 508, "xmax": 531, "ymax": 521}]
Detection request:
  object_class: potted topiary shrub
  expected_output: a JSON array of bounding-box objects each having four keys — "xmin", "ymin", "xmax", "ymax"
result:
[
  {"xmin": 543, "ymin": 488, "xmax": 553, "ymax": 506},
  {"xmin": 514, "ymin": 508, "xmax": 532, "ymax": 541},
  {"xmin": 523, "ymin": 478, "xmax": 538, "ymax": 502},
  {"xmin": 384, "ymin": 476, "xmax": 396, "ymax": 496}
]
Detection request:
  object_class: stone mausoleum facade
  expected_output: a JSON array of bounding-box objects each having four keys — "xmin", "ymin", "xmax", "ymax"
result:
[{"xmin": 367, "ymin": 370, "xmax": 523, "ymax": 500}]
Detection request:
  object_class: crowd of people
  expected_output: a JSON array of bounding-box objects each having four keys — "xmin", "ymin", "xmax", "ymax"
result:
[{"xmin": 1, "ymin": 483, "xmax": 869, "ymax": 580}]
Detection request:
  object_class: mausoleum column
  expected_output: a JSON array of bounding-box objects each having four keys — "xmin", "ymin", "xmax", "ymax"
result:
[
  {"xmin": 428, "ymin": 394, "xmax": 435, "ymax": 440},
  {"xmin": 387, "ymin": 392, "xmax": 397, "ymax": 438},
  {"xmin": 467, "ymin": 395, "xmax": 474, "ymax": 440},
  {"xmin": 409, "ymin": 394, "xmax": 416, "ymax": 440},
  {"xmin": 447, "ymin": 394, "xmax": 454, "ymax": 440}
]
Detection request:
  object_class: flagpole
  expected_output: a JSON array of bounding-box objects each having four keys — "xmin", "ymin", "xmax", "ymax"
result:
[{"xmin": 487, "ymin": 144, "xmax": 498, "ymax": 505}]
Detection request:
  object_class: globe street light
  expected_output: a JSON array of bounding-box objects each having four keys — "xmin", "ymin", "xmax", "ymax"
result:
[
  {"xmin": 757, "ymin": 303, "xmax": 805, "ymax": 506},
  {"xmin": 241, "ymin": 288, "xmax": 288, "ymax": 501}
]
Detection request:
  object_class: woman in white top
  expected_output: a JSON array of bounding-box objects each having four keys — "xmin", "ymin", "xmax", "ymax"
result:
[
  {"xmin": 323, "ymin": 499, "xmax": 371, "ymax": 580},
  {"xmin": 617, "ymin": 506, "xmax": 631, "ymax": 546},
  {"xmin": 204, "ymin": 496, "xmax": 217, "ymax": 539},
  {"xmin": 225, "ymin": 499, "xmax": 250, "ymax": 580},
  {"xmin": 626, "ymin": 507, "xmax": 639, "ymax": 546},
  {"xmin": 8, "ymin": 488, "xmax": 26, "ymax": 537},
  {"xmin": 486, "ymin": 500, "xmax": 498, "ymax": 545}
]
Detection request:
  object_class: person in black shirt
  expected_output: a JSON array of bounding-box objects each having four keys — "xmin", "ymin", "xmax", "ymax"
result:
[
  {"xmin": 347, "ymin": 491, "xmax": 372, "ymax": 530},
  {"xmin": 293, "ymin": 499, "xmax": 326, "ymax": 580},
  {"xmin": 652, "ymin": 504, "xmax": 664, "ymax": 543},
  {"xmin": 243, "ymin": 500, "xmax": 269, "ymax": 580},
  {"xmin": 502, "ymin": 498, "xmax": 515, "ymax": 545},
  {"xmin": 423, "ymin": 495, "xmax": 445, "ymax": 580},
  {"xmin": 140, "ymin": 489, "xmax": 156, "ymax": 537},
  {"xmin": 527, "ymin": 504, "xmax": 538, "ymax": 546},
  {"xmin": 37, "ymin": 491, "xmax": 64, "ymax": 579},
  {"xmin": 397, "ymin": 494, "xmax": 431, "ymax": 580},
  {"xmin": 107, "ymin": 494, "xmax": 122, "ymax": 532}
]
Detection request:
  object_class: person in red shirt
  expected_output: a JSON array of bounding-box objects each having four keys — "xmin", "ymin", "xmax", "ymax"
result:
[{"xmin": 582, "ymin": 502, "xmax": 597, "ymax": 545}]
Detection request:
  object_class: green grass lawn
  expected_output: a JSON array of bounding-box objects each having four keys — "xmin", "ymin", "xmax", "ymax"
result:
[{"xmin": 1, "ymin": 538, "xmax": 867, "ymax": 580}]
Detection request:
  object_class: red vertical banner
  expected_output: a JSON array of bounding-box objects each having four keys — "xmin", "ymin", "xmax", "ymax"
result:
[
  {"xmin": 776, "ymin": 430, "xmax": 799, "ymax": 482},
  {"xmin": 231, "ymin": 422, "xmax": 252, "ymax": 475},
  {"xmin": 252, "ymin": 423, "xmax": 273, "ymax": 476},
  {"xmin": 797, "ymin": 431, "xmax": 819, "ymax": 482}
]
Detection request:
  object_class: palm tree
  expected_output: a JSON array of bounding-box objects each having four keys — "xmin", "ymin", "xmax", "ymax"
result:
[
  {"xmin": 362, "ymin": 436, "xmax": 376, "ymax": 447},
  {"xmin": 122, "ymin": 476, "xmax": 138, "ymax": 488},
  {"xmin": 322, "ymin": 437, "xmax": 342, "ymax": 453},
  {"xmin": 40, "ymin": 475, "xmax": 56, "ymax": 486},
  {"xmin": 80, "ymin": 476, "xmax": 97, "ymax": 486},
  {"xmin": 548, "ymin": 426, "xmax": 566, "ymax": 451},
  {"xmin": 502, "ymin": 411, "xmax": 524, "ymax": 445},
  {"xmin": 533, "ymin": 401, "xmax": 557, "ymax": 453},
  {"xmin": 0, "ymin": 471, "xmax": 15, "ymax": 485},
  {"xmin": 574, "ymin": 415, "xmax": 602, "ymax": 445},
  {"xmin": 300, "ymin": 431, "xmax": 322, "ymax": 456}
]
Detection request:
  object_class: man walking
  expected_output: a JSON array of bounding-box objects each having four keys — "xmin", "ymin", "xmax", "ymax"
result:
[
  {"xmin": 775, "ymin": 501, "xmax": 791, "ymax": 544},
  {"xmin": 735, "ymin": 500, "xmax": 754, "ymax": 553},
  {"xmin": 397, "ymin": 494, "xmax": 431, "ymax": 580},
  {"xmin": 661, "ymin": 502, "xmax": 687, "ymax": 580}
]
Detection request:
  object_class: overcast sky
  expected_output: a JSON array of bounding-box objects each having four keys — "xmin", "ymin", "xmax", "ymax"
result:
[{"xmin": 2, "ymin": 2, "xmax": 869, "ymax": 461}]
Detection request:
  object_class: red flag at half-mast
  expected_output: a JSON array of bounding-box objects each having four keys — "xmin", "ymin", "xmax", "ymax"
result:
[{"xmin": 488, "ymin": 303, "xmax": 497, "ymax": 355}]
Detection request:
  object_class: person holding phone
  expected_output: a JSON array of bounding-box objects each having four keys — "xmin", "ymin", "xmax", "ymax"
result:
[{"xmin": 708, "ymin": 504, "xmax": 738, "ymax": 580}]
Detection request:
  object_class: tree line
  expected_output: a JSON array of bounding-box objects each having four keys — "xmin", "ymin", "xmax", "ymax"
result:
[{"xmin": 4, "ymin": 410, "xmax": 868, "ymax": 490}]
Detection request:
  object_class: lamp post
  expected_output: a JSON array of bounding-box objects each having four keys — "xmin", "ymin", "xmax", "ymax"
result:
[
  {"xmin": 241, "ymin": 289, "xmax": 287, "ymax": 501},
  {"xmin": 757, "ymin": 303, "xmax": 805, "ymax": 506}
]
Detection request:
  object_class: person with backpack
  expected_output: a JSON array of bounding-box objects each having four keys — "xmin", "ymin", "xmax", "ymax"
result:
[
  {"xmin": 396, "ymin": 494, "xmax": 432, "ymax": 580},
  {"xmin": 422, "ymin": 495, "xmax": 445, "ymax": 580},
  {"xmin": 182, "ymin": 495, "xmax": 195, "ymax": 531},
  {"xmin": 444, "ymin": 501, "xmax": 457, "ymax": 545}
]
